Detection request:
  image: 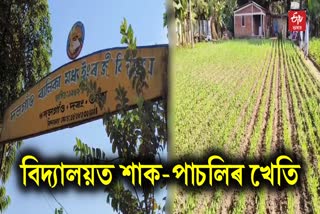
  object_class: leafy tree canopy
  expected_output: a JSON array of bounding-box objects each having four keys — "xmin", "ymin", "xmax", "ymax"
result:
[
  {"xmin": 0, "ymin": 0, "xmax": 52, "ymax": 212},
  {"xmin": 0, "ymin": 0, "xmax": 52, "ymax": 118},
  {"xmin": 74, "ymin": 18, "xmax": 167, "ymax": 214}
]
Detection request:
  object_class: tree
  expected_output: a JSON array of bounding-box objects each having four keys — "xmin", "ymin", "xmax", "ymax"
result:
[
  {"xmin": 307, "ymin": 0, "xmax": 320, "ymax": 37},
  {"xmin": 0, "ymin": 140, "xmax": 22, "ymax": 212},
  {"xmin": 207, "ymin": 0, "xmax": 238, "ymax": 39},
  {"xmin": 166, "ymin": 0, "xmax": 239, "ymax": 44},
  {"xmin": 0, "ymin": 186, "xmax": 10, "ymax": 213},
  {"xmin": 174, "ymin": 0, "xmax": 191, "ymax": 45},
  {"xmin": 194, "ymin": 0, "xmax": 209, "ymax": 42},
  {"xmin": 0, "ymin": 0, "xmax": 52, "ymax": 117},
  {"xmin": 164, "ymin": 0, "xmax": 196, "ymax": 46},
  {"xmin": 74, "ymin": 18, "xmax": 167, "ymax": 214},
  {"xmin": 0, "ymin": 0, "xmax": 52, "ymax": 212}
]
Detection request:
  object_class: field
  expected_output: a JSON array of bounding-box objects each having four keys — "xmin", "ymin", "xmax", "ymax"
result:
[{"xmin": 172, "ymin": 39, "xmax": 320, "ymax": 213}]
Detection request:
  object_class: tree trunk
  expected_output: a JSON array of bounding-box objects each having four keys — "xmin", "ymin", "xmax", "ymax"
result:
[
  {"xmin": 198, "ymin": 18, "xmax": 201, "ymax": 42},
  {"xmin": 178, "ymin": 21, "xmax": 182, "ymax": 45},
  {"xmin": 185, "ymin": 18, "xmax": 189, "ymax": 45},
  {"xmin": 180, "ymin": 23, "xmax": 184, "ymax": 46},
  {"xmin": 316, "ymin": 18, "xmax": 320, "ymax": 37},
  {"xmin": 182, "ymin": 19, "xmax": 187, "ymax": 46},
  {"xmin": 217, "ymin": 21, "xmax": 222, "ymax": 39},
  {"xmin": 210, "ymin": 16, "xmax": 219, "ymax": 40},
  {"xmin": 202, "ymin": 17, "xmax": 205, "ymax": 38}
]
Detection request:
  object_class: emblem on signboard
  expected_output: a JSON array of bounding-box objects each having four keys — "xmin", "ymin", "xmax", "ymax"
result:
[{"xmin": 67, "ymin": 21, "xmax": 85, "ymax": 60}]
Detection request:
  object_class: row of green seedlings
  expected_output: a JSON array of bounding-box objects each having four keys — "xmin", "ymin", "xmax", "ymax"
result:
[
  {"xmin": 279, "ymin": 41, "xmax": 296, "ymax": 214},
  {"xmin": 173, "ymin": 44, "xmax": 236, "ymax": 156},
  {"xmin": 182, "ymin": 42, "xmax": 271, "ymax": 213},
  {"xmin": 218, "ymin": 42, "xmax": 274, "ymax": 146},
  {"xmin": 284, "ymin": 41, "xmax": 320, "ymax": 212},
  {"xmin": 233, "ymin": 40, "xmax": 278, "ymax": 214},
  {"xmin": 172, "ymin": 43, "xmax": 252, "ymax": 213},
  {"xmin": 207, "ymin": 43, "xmax": 271, "ymax": 149},
  {"xmin": 208, "ymin": 41, "xmax": 275, "ymax": 214},
  {"xmin": 230, "ymin": 40, "xmax": 275, "ymax": 149},
  {"xmin": 292, "ymin": 41, "xmax": 320, "ymax": 211},
  {"xmin": 173, "ymin": 43, "xmax": 243, "ymax": 212},
  {"xmin": 179, "ymin": 41, "xmax": 273, "ymax": 213},
  {"xmin": 205, "ymin": 40, "xmax": 275, "ymax": 213},
  {"xmin": 175, "ymin": 41, "xmax": 268, "ymax": 156}
]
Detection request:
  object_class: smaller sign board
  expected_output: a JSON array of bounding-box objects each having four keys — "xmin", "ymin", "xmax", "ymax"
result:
[
  {"xmin": 290, "ymin": 2, "xmax": 300, "ymax": 10},
  {"xmin": 288, "ymin": 10, "xmax": 306, "ymax": 32}
]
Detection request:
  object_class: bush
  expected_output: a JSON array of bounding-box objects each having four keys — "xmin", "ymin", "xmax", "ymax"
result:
[{"xmin": 309, "ymin": 38, "xmax": 320, "ymax": 66}]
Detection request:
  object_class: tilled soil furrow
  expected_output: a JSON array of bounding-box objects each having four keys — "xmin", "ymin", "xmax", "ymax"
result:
[
  {"xmin": 276, "ymin": 41, "xmax": 287, "ymax": 214},
  {"xmin": 245, "ymin": 190, "xmax": 257, "ymax": 214},
  {"xmin": 266, "ymin": 41, "xmax": 284, "ymax": 214}
]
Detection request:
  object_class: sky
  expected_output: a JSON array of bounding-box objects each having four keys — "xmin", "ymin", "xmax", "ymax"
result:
[{"xmin": 5, "ymin": 1, "xmax": 168, "ymax": 213}]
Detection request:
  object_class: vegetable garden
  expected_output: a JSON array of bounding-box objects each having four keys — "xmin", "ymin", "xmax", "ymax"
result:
[{"xmin": 172, "ymin": 39, "xmax": 320, "ymax": 214}]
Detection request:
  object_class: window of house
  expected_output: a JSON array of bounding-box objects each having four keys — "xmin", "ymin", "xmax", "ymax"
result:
[{"xmin": 241, "ymin": 16, "xmax": 245, "ymax": 27}]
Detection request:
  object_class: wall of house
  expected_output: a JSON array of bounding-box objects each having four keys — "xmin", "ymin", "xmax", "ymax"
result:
[
  {"xmin": 252, "ymin": 6, "xmax": 262, "ymax": 13},
  {"xmin": 234, "ymin": 15, "xmax": 253, "ymax": 38}
]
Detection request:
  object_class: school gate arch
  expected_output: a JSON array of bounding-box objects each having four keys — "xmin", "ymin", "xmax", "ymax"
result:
[{"xmin": 0, "ymin": 45, "xmax": 168, "ymax": 144}]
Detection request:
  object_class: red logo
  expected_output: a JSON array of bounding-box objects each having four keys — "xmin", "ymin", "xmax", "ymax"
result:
[{"xmin": 288, "ymin": 10, "xmax": 306, "ymax": 31}]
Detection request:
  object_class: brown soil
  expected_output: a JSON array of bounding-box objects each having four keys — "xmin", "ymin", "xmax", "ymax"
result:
[{"xmin": 245, "ymin": 190, "xmax": 257, "ymax": 214}]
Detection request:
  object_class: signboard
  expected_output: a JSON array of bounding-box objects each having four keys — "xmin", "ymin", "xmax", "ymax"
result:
[
  {"xmin": 288, "ymin": 10, "xmax": 306, "ymax": 32},
  {"xmin": 0, "ymin": 45, "xmax": 168, "ymax": 144},
  {"xmin": 67, "ymin": 21, "xmax": 85, "ymax": 60}
]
